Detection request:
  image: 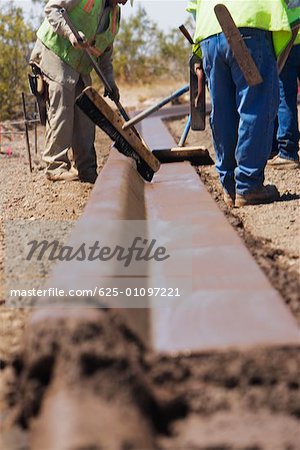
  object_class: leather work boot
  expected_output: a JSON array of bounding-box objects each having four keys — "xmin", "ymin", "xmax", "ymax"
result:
[
  {"xmin": 223, "ymin": 190, "xmax": 235, "ymax": 208},
  {"xmin": 46, "ymin": 167, "xmax": 79, "ymax": 182},
  {"xmin": 267, "ymin": 155, "xmax": 299, "ymax": 169},
  {"xmin": 235, "ymin": 184, "xmax": 279, "ymax": 207}
]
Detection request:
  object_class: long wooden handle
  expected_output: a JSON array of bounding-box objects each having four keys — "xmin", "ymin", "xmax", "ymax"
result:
[
  {"xmin": 60, "ymin": 9, "xmax": 132, "ymax": 122},
  {"xmin": 214, "ymin": 4, "xmax": 263, "ymax": 87},
  {"xmin": 179, "ymin": 24, "xmax": 195, "ymax": 45},
  {"xmin": 277, "ymin": 22, "xmax": 300, "ymax": 73}
]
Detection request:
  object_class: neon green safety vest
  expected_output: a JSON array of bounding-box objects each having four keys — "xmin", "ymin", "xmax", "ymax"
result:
[
  {"xmin": 187, "ymin": 0, "xmax": 300, "ymax": 57},
  {"xmin": 37, "ymin": 0, "xmax": 120, "ymax": 75}
]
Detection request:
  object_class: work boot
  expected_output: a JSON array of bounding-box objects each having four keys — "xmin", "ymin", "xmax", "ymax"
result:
[
  {"xmin": 268, "ymin": 151, "xmax": 278, "ymax": 160},
  {"xmin": 46, "ymin": 167, "xmax": 79, "ymax": 182},
  {"xmin": 223, "ymin": 189, "xmax": 235, "ymax": 208},
  {"xmin": 235, "ymin": 184, "xmax": 279, "ymax": 207},
  {"xmin": 267, "ymin": 154, "xmax": 299, "ymax": 169}
]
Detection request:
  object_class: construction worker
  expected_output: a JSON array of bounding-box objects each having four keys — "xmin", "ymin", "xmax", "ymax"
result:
[
  {"xmin": 187, "ymin": 0, "xmax": 298, "ymax": 207},
  {"xmin": 269, "ymin": 21, "xmax": 300, "ymax": 169},
  {"xmin": 30, "ymin": 0, "xmax": 131, "ymax": 183}
]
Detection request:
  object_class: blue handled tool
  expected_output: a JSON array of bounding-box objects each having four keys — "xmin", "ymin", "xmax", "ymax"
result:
[{"xmin": 122, "ymin": 84, "xmax": 189, "ymax": 130}]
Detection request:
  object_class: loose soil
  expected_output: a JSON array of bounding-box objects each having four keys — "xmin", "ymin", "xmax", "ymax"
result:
[{"xmin": 0, "ymin": 89, "xmax": 299, "ymax": 449}]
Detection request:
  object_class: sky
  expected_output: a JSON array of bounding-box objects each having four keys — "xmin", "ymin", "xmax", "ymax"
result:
[
  {"xmin": 4, "ymin": 0, "xmax": 190, "ymax": 31},
  {"xmin": 123, "ymin": 1, "xmax": 190, "ymax": 31}
]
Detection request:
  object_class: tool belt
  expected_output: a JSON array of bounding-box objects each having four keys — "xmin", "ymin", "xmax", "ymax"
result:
[{"xmin": 28, "ymin": 65, "xmax": 48, "ymax": 126}]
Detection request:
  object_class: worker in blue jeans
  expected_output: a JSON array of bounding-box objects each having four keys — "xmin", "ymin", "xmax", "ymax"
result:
[
  {"xmin": 269, "ymin": 44, "xmax": 300, "ymax": 169},
  {"xmin": 200, "ymin": 29, "xmax": 279, "ymax": 207},
  {"xmin": 187, "ymin": 0, "xmax": 297, "ymax": 207}
]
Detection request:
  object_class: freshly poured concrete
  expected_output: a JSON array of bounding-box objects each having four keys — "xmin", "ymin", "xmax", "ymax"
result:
[{"xmin": 30, "ymin": 148, "xmax": 299, "ymax": 353}]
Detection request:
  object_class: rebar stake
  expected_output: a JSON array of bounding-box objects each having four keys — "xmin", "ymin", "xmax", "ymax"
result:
[
  {"xmin": 34, "ymin": 100, "xmax": 38, "ymax": 155},
  {"xmin": 21, "ymin": 92, "xmax": 33, "ymax": 173}
]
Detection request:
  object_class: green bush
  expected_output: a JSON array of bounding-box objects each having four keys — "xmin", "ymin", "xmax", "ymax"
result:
[
  {"xmin": 0, "ymin": 4, "xmax": 35, "ymax": 120},
  {"xmin": 113, "ymin": 6, "xmax": 192, "ymax": 83}
]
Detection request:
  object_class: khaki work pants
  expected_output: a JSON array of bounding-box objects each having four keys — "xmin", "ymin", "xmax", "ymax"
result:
[{"xmin": 44, "ymin": 76, "xmax": 97, "ymax": 176}]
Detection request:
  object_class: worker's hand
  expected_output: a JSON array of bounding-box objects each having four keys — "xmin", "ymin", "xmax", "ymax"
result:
[
  {"xmin": 104, "ymin": 82, "xmax": 120, "ymax": 103},
  {"xmin": 69, "ymin": 31, "xmax": 87, "ymax": 49},
  {"xmin": 88, "ymin": 45, "xmax": 103, "ymax": 57},
  {"xmin": 193, "ymin": 62, "xmax": 202, "ymax": 74}
]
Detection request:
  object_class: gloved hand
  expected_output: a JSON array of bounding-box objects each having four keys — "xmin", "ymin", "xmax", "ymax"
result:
[
  {"xmin": 69, "ymin": 31, "xmax": 87, "ymax": 49},
  {"xmin": 104, "ymin": 82, "xmax": 120, "ymax": 103}
]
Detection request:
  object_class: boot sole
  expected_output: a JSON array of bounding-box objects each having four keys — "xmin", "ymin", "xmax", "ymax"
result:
[{"xmin": 235, "ymin": 196, "xmax": 278, "ymax": 207}]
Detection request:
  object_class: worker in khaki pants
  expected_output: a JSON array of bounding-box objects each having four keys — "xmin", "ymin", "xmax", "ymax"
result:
[
  {"xmin": 187, "ymin": 0, "xmax": 298, "ymax": 207},
  {"xmin": 30, "ymin": 0, "xmax": 130, "ymax": 183}
]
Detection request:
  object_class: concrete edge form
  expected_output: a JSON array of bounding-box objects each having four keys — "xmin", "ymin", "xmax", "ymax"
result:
[{"xmin": 29, "ymin": 146, "xmax": 299, "ymax": 353}]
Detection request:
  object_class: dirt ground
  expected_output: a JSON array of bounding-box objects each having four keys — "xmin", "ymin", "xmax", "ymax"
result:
[{"xmin": 0, "ymin": 86, "xmax": 299, "ymax": 449}]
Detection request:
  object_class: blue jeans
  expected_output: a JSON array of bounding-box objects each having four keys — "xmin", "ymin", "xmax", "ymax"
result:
[
  {"xmin": 272, "ymin": 44, "xmax": 300, "ymax": 161},
  {"xmin": 201, "ymin": 29, "xmax": 279, "ymax": 195}
]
